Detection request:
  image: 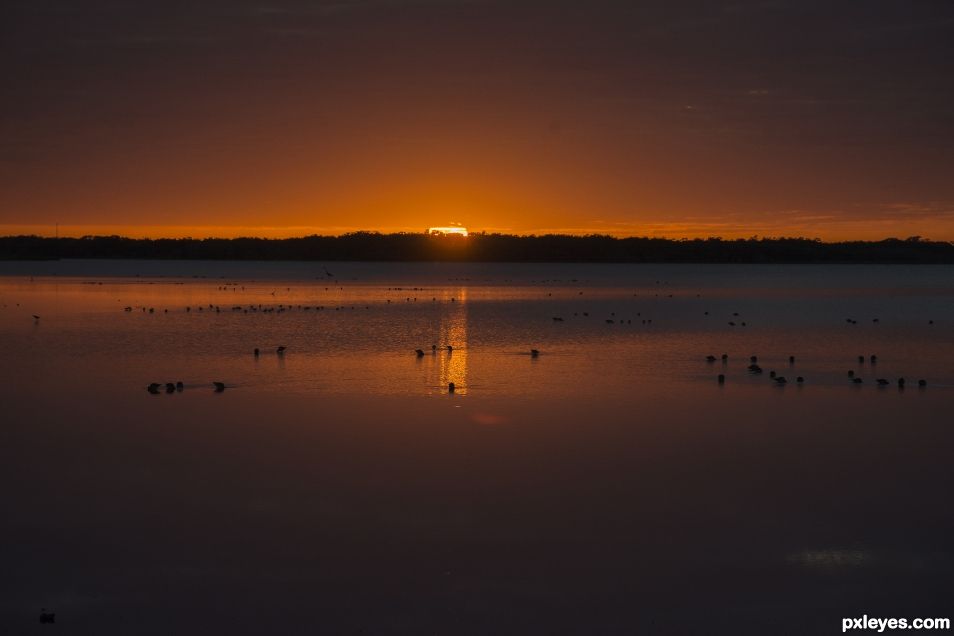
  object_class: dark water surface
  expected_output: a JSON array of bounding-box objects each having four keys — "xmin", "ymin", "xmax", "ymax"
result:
[{"xmin": 1, "ymin": 261, "xmax": 952, "ymax": 634}]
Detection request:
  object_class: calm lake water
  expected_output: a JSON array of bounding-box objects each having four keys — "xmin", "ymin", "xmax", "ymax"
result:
[{"xmin": 1, "ymin": 260, "xmax": 952, "ymax": 634}]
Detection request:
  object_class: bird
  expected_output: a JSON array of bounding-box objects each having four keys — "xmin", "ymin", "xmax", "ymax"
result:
[
  {"xmin": 897, "ymin": 378, "xmax": 906, "ymax": 388},
  {"xmin": 870, "ymin": 354, "xmax": 877, "ymax": 364},
  {"xmin": 848, "ymin": 370, "xmax": 855, "ymax": 378},
  {"xmin": 176, "ymin": 381, "xmax": 184, "ymax": 392},
  {"xmin": 876, "ymin": 378, "xmax": 889, "ymax": 386},
  {"xmin": 165, "ymin": 382, "xmax": 176, "ymax": 393},
  {"xmin": 552, "ymin": 316, "xmax": 564, "ymax": 322},
  {"xmin": 39, "ymin": 609, "xmax": 55, "ymax": 624},
  {"xmin": 717, "ymin": 374, "xmax": 725, "ymax": 384},
  {"xmin": 276, "ymin": 346, "xmax": 286, "ymax": 354},
  {"xmin": 748, "ymin": 364, "xmax": 763, "ymax": 374},
  {"xmin": 213, "ymin": 382, "xmax": 226, "ymax": 392},
  {"xmin": 530, "ymin": 349, "xmax": 540, "ymax": 358},
  {"xmin": 858, "ymin": 355, "xmax": 865, "ymax": 363},
  {"xmin": 448, "ymin": 382, "xmax": 456, "ymax": 393},
  {"xmin": 918, "ymin": 379, "xmax": 927, "ymax": 388},
  {"xmin": 789, "ymin": 355, "xmax": 795, "ymax": 364},
  {"xmin": 750, "ymin": 355, "xmax": 758, "ymax": 363},
  {"xmin": 447, "ymin": 345, "xmax": 453, "ymax": 353},
  {"xmin": 796, "ymin": 377, "xmax": 804, "ymax": 384},
  {"xmin": 147, "ymin": 383, "xmax": 161, "ymax": 394},
  {"xmin": 774, "ymin": 376, "xmax": 787, "ymax": 385},
  {"xmin": 253, "ymin": 348, "xmax": 260, "ymax": 357},
  {"xmin": 706, "ymin": 355, "xmax": 717, "ymax": 362},
  {"xmin": 769, "ymin": 370, "xmax": 776, "ymax": 378},
  {"xmin": 721, "ymin": 353, "xmax": 728, "ymax": 362},
  {"xmin": 32, "ymin": 314, "xmax": 40, "ymax": 323},
  {"xmin": 415, "ymin": 349, "xmax": 425, "ymax": 357},
  {"xmin": 852, "ymin": 377, "xmax": 863, "ymax": 384}
]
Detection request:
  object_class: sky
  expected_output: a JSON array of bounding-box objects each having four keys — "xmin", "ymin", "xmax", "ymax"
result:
[{"xmin": 2, "ymin": 0, "xmax": 954, "ymax": 240}]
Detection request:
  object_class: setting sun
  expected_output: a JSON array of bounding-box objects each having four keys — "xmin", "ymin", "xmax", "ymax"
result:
[{"xmin": 427, "ymin": 226, "xmax": 469, "ymax": 237}]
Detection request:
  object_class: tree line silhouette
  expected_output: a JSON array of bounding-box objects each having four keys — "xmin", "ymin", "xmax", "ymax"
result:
[{"xmin": 1, "ymin": 232, "xmax": 953, "ymax": 263}]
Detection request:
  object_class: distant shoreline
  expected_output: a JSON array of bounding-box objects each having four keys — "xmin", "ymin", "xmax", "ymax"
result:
[{"xmin": 2, "ymin": 233, "xmax": 953, "ymax": 264}]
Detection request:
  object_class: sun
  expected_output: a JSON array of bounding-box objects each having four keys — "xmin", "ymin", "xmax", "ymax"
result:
[{"xmin": 426, "ymin": 226, "xmax": 469, "ymax": 237}]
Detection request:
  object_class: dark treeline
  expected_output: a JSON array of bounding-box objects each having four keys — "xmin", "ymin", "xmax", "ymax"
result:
[{"xmin": 2, "ymin": 232, "xmax": 954, "ymax": 263}]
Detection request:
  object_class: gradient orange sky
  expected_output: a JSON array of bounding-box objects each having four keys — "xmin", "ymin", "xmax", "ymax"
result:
[{"xmin": 3, "ymin": 1, "xmax": 954, "ymax": 240}]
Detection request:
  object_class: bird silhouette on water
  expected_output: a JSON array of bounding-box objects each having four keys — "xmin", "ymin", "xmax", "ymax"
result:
[
  {"xmin": 147, "ymin": 383, "xmax": 161, "ymax": 394},
  {"xmin": 277, "ymin": 346, "xmax": 287, "ymax": 354},
  {"xmin": 415, "ymin": 349, "xmax": 425, "ymax": 357},
  {"xmin": 530, "ymin": 349, "xmax": 540, "ymax": 358},
  {"xmin": 213, "ymin": 382, "xmax": 226, "ymax": 392}
]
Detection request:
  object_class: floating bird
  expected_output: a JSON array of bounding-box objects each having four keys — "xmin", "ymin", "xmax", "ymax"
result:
[
  {"xmin": 789, "ymin": 355, "xmax": 795, "ymax": 364},
  {"xmin": 176, "ymin": 381, "xmax": 184, "ymax": 392},
  {"xmin": 254, "ymin": 348, "xmax": 259, "ymax": 356},
  {"xmin": 147, "ymin": 383, "xmax": 161, "ymax": 394},
  {"xmin": 32, "ymin": 314, "xmax": 40, "ymax": 323},
  {"xmin": 165, "ymin": 382, "xmax": 176, "ymax": 394},
  {"xmin": 769, "ymin": 370, "xmax": 776, "ymax": 378},
  {"xmin": 898, "ymin": 378, "xmax": 906, "ymax": 388},
  {"xmin": 774, "ymin": 376, "xmax": 787, "ymax": 385},
  {"xmin": 530, "ymin": 349, "xmax": 540, "ymax": 358},
  {"xmin": 750, "ymin": 355, "xmax": 758, "ymax": 363},
  {"xmin": 852, "ymin": 377, "xmax": 863, "ymax": 384},
  {"xmin": 857, "ymin": 355, "xmax": 865, "ymax": 364},
  {"xmin": 39, "ymin": 609, "xmax": 55, "ymax": 624},
  {"xmin": 448, "ymin": 382, "xmax": 455, "ymax": 394},
  {"xmin": 552, "ymin": 316, "xmax": 563, "ymax": 322},
  {"xmin": 277, "ymin": 346, "xmax": 286, "ymax": 354},
  {"xmin": 213, "ymin": 382, "xmax": 226, "ymax": 392},
  {"xmin": 431, "ymin": 344, "xmax": 437, "ymax": 353},
  {"xmin": 748, "ymin": 364, "xmax": 763, "ymax": 374},
  {"xmin": 870, "ymin": 354, "xmax": 877, "ymax": 364},
  {"xmin": 721, "ymin": 354, "xmax": 728, "ymax": 362},
  {"xmin": 876, "ymin": 378, "xmax": 889, "ymax": 386},
  {"xmin": 706, "ymin": 355, "xmax": 717, "ymax": 362},
  {"xmin": 848, "ymin": 370, "xmax": 855, "ymax": 378},
  {"xmin": 918, "ymin": 379, "xmax": 927, "ymax": 387},
  {"xmin": 415, "ymin": 349, "xmax": 425, "ymax": 357},
  {"xmin": 717, "ymin": 374, "xmax": 725, "ymax": 384},
  {"xmin": 796, "ymin": 376, "xmax": 804, "ymax": 384},
  {"xmin": 447, "ymin": 345, "xmax": 453, "ymax": 353}
]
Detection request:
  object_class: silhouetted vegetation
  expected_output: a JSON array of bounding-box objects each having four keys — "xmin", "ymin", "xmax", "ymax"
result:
[{"xmin": 1, "ymin": 232, "xmax": 953, "ymax": 263}]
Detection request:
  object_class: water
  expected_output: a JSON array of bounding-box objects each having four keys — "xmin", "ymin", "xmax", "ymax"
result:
[{"xmin": 1, "ymin": 261, "xmax": 952, "ymax": 634}]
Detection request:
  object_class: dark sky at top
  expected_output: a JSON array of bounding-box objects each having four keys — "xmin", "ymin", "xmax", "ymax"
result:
[{"xmin": 3, "ymin": 0, "xmax": 954, "ymax": 238}]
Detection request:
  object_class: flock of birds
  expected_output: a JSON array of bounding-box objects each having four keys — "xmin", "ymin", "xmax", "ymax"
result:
[
  {"xmin": 708, "ymin": 353, "xmax": 928, "ymax": 389},
  {"xmin": 13, "ymin": 279, "xmax": 944, "ymax": 397}
]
